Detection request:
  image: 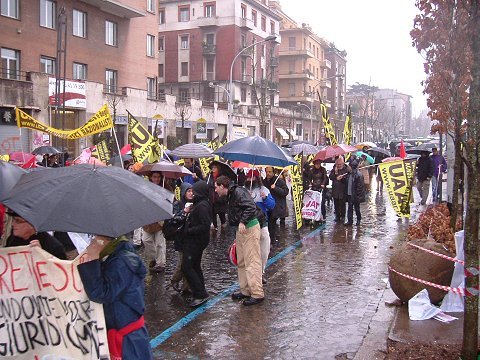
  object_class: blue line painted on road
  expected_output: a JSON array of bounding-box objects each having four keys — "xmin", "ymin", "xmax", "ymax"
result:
[{"xmin": 149, "ymin": 223, "xmax": 325, "ymax": 349}]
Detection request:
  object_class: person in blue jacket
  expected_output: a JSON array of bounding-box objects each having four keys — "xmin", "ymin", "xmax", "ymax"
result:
[{"xmin": 78, "ymin": 235, "xmax": 153, "ymax": 360}]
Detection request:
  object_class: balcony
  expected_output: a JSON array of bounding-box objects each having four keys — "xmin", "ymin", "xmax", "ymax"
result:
[
  {"xmin": 197, "ymin": 16, "xmax": 219, "ymax": 27},
  {"xmin": 279, "ymin": 94, "xmax": 314, "ymax": 103},
  {"xmin": 205, "ymin": 72, "xmax": 215, "ymax": 81},
  {"xmin": 79, "ymin": 0, "xmax": 144, "ymax": 18},
  {"xmin": 240, "ymin": 74, "xmax": 252, "ymax": 84},
  {"xmin": 261, "ymin": 79, "xmax": 278, "ymax": 90},
  {"xmin": 279, "ymin": 47, "xmax": 314, "ymax": 58},
  {"xmin": 321, "ymin": 59, "xmax": 332, "ymax": 69},
  {"xmin": 202, "ymin": 44, "xmax": 216, "ymax": 55},
  {"xmin": 279, "ymin": 69, "xmax": 314, "ymax": 80},
  {"xmin": 239, "ymin": 17, "xmax": 254, "ymax": 30},
  {"xmin": 239, "ymin": 46, "xmax": 254, "ymax": 56},
  {"xmin": 320, "ymin": 79, "xmax": 332, "ymax": 88}
]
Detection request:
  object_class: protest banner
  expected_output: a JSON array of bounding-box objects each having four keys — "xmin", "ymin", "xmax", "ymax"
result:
[
  {"xmin": 127, "ymin": 112, "xmax": 160, "ymax": 164},
  {"xmin": 16, "ymin": 105, "xmax": 113, "ymax": 140},
  {"xmin": 0, "ymin": 246, "xmax": 109, "ymax": 359},
  {"xmin": 378, "ymin": 158, "xmax": 417, "ymax": 217},
  {"xmin": 291, "ymin": 154, "xmax": 304, "ymax": 229}
]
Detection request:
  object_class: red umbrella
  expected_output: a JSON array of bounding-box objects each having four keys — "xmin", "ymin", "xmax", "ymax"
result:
[
  {"xmin": 313, "ymin": 144, "xmax": 358, "ymax": 161},
  {"xmin": 74, "ymin": 157, "xmax": 106, "ymax": 166},
  {"xmin": 136, "ymin": 160, "xmax": 192, "ymax": 178},
  {"xmin": 231, "ymin": 160, "xmax": 254, "ymax": 168}
]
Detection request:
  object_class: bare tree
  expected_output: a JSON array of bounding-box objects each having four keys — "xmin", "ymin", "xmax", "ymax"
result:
[{"xmin": 174, "ymin": 102, "xmax": 192, "ymax": 145}]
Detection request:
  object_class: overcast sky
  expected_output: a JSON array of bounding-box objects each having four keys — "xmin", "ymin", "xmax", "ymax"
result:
[{"xmin": 280, "ymin": 0, "xmax": 427, "ymax": 116}]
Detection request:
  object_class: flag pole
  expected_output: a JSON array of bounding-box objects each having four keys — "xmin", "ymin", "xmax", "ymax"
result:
[{"xmin": 112, "ymin": 126, "xmax": 123, "ymax": 169}]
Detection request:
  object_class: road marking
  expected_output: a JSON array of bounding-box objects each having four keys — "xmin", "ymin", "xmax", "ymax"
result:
[{"xmin": 149, "ymin": 223, "xmax": 326, "ymax": 349}]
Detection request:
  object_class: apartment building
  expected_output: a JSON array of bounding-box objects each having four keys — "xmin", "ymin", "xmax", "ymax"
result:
[
  {"xmin": 157, "ymin": 0, "xmax": 281, "ymax": 140},
  {"xmin": 0, "ymin": 0, "xmax": 158, "ymax": 155},
  {"xmin": 325, "ymin": 45, "xmax": 347, "ymax": 141}
]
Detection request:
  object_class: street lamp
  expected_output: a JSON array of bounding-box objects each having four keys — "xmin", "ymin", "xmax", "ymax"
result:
[{"xmin": 228, "ymin": 35, "xmax": 277, "ymax": 141}]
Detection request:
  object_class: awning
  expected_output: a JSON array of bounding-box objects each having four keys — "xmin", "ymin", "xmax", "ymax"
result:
[
  {"xmin": 276, "ymin": 127, "xmax": 289, "ymax": 140},
  {"xmin": 287, "ymin": 129, "xmax": 298, "ymax": 140}
]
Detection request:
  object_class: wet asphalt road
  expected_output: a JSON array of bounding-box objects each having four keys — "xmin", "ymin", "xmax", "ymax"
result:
[{"xmin": 138, "ymin": 181, "xmax": 414, "ymax": 359}]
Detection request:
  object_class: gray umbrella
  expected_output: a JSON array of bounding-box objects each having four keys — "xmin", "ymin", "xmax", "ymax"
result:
[
  {"xmin": 0, "ymin": 160, "xmax": 27, "ymax": 199},
  {"xmin": 171, "ymin": 143, "xmax": 214, "ymax": 158},
  {"xmin": 1, "ymin": 164, "xmax": 174, "ymax": 237},
  {"xmin": 290, "ymin": 143, "xmax": 319, "ymax": 156},
  {"xmin": 32, "ymin": 145, "xmax": 61, "ymax": 155}
]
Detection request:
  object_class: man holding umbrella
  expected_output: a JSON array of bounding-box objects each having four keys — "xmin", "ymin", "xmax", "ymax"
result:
[{"xmin": 215, "ymin": 175, "xmax": 264, "ymax": 306}]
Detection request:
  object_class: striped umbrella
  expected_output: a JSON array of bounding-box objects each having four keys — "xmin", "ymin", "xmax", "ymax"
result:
[{"xmin": 171, "ymin": 143, "xmax": 214, "ymax": 158}]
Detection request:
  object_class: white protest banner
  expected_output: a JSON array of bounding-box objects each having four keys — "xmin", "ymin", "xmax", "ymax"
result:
[{"xmin": 0, "ymin": 246, "xmax": 109, "ymax": 359}]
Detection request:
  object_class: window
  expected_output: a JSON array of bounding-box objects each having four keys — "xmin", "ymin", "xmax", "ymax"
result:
[
  {"xmin": 147, "ymin": 0, "xmax": 154, "ymax": 13},
  {"xmin": 158, "ymin": 64, "xmax": 164, "ymax": 78},
  {"xmin": 204, "ymin": 2, "xmax": 215, "ymax": 17},
  {"xmin": 206, "ymin": 58, "xmax": 214, "ymax": 80},
  {"xmin": 205, "ymin": 33, "xmax": 215, "ymax": 45},
  {"xmin": 73, "ymin": 9, "xmax": 87, "ymax": 38},
  {"xmin": 105, "ymin": 20, "xmax": 117, "ymax": 46},
  {"xmin": 40, "ymin": 56, "xmax": 55, "ymax": 74},
  {"xmin": 179, "ymin": 88, "xmax": 189, "ymax": 102},
  {"xmin": 181, "ymin": 62, "xmax": 188, "ymax": 76},
  {"xmin": 288, "ymin": 37, "xmax": 295, "ymax": 50},
  {"xmin": 73, "ymin": 62, "xmax": 87, "ymax": 80},
  {"xmin": 1, "ymin": 0, "xmax": 19, "ymax": 19},
  {"xmin": 147, "ymin": 77, "xmax": 156, "ymax": 99},
  {"xmin": 180, "ymin": 35, "xmax": 189, "ymax": 49},
  {"xmin": 158, "ymin": 36, "xmax": 164, "ymax": 51},
  {"xmin": 288, "ymin": 82, "xmax": 295, "ymax": 96},
  {"xmin": 288, "ymin": 60, "xmax": 295, "ymax": 72},
  {"xmin": 179, "ymin": 6, "xmax": 189, "ymax": 22},
  {"xmin": 270, "ymin": 20, "xmax": 275, "ymax": 34},
  {"xmin": 261, "ymin": 15, "xmax": 266, "ymax": 31},
  {"xmin": 147, "ymin": 34, "xmax": 155, "ymax": 56},
  {"xmin": 1, "ymin": 47, "xmax": 20, "ymax": 79},
  {"xmin": 296, "ymin": 123, "xmax": 302, "ymax": 138},
  {"xmin": 241, "ymin": 4, "xmax": 246, "ymax": 19},
  {"xmin": 241, "ymin": 33, "xmax": 247, "ymax": 47},
  {"xmin": 159, "ymin": 8, "xmax": 165, "ymax": 24},
  {"xmin": 241, "ymin": 88, "xmax": 246, "ymax": 102},
  {"xmin": 40, "ymin": 0, "xmax": 56, "ymax": 29},
  {"xmin": 105, "ymin": 69, "xmax": 117, "ymax": 93},
  {"xmin": 251, "ymin": 10, "xmax": 257, "ymax": 26}
]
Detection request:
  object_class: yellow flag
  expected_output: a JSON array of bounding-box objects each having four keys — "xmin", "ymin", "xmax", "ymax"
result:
[
  {"xmin": 290, "ymin": 154, "xmax": 304, "ymax": 229},
  {"xmin": 320, "ymin": 102, "xmax": 337, "ymax": 146},
  {"xmin": 91, "ymin": 140, "xmax": 111, "ymax": 163},
  {"xmin": 16, "ymin": 105, "xmax": 113, "ymax": 139},
  {"xmin": 378, "ymin": 158, "xmax": 416, "ymax": 217},
  {"xmin": 127, "ymin": 112, "xmax": 160, "ymax": 164},
  {"xmin": 342, "ymin": 105, "xmax": 352, "ymax": 145}
]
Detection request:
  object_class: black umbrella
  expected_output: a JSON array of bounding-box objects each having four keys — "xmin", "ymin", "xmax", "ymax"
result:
[
  {"xmin": 368, "ymin": 146, "xmax": 391, "ymax": 157},
  {"xmin": 32, "ymin": 146, "xmax": 61, "ymax": 155},
  {"xmin": 0, "ymin": 160, "xmax": 27, "ymax": 199},
  {"xmin": 208, "ymin": 160, "xmax": 237, "ymax": 181},
  {"xmin": 1, "ymin": 165, "xmax": 174, "ymax": 237},
  {"xmin": 406, "ymin": 146, "xmax": 431, "ymax": 155}
]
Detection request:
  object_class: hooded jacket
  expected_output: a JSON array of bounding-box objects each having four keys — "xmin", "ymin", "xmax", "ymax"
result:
[
  {"xmin": 182, "ymin": 180, "xmax": 212, "ymax": 247},
  {"xmin": 78, "ymin": 241, "xmax": 152, "ymax": 359}
]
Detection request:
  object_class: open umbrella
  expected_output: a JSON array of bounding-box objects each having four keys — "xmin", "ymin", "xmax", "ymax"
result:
[
  {"xmin": 0, "ymin": 160, "xmax": 27, "ymax": 199},
  {"xmin": 406, "ymin": 146, "xmax": 431, "ymax": 155},
  {"xmin": 136, "ymin": 160, "xmax": 192, "ymax": 178},
  {"xmin": 108, "ymin": 154, "xmax": 133, "ymax": 167},
  {"xmin": 213, "ymin": 135, "xmax": 297, "ymax": 167},
  {"xmin": 9, "ymin": 151, "xmax": 36, "ymax": 164},
  {"xmin": 32, "ymin": 145, "xmax": 61, "ymax": 155},
  {"xmin": 290, "ymin": 143, "xmax": 319, "ymax": 156},
  {"xmin": 1, "ymin": 165, "xmax": 174, "ymax": 237},
  {"xmin": 382, "ymin": 157, "xmax": 403, "ymax": 163},
  {"xmin": 368, "ymin": 146, "xmax": 390, "ymax": 157},
  {"xmin": 73, "ymin": 157, "xmax": 106, "ymax": 166},
  {"xmin": 354, "ymin": 141, "xmax": 377, "ymax": 150},
  {"xmin": 355, "ymin": 151, "xmax": 374, "ymax": 164},
  {"xmin": 171, "ymin": 143, "xmax": 213, "ymax": 158},
  {"xmin": 208, "ymin": 160, "xmax": 237, "ymax": 181},
  {"xmin": 313, "ymin": 144, "xmax": 358, "ymax": 161},
  {"xmin": 418, "ymin": 142, "xmax": 439, "ymax": 151}
]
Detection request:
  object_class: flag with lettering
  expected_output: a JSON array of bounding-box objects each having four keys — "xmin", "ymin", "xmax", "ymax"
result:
[
  {"xmin": 127, "ymin": 112, "xmax": 160, "ymax": 164},
  {"xmin": 318, "ymin": 91, "xmax": 337, "ymax": 146}
]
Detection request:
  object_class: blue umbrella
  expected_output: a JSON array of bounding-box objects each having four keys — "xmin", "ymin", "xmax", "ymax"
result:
[
  {"xmin": 356, "ymin": 151, "xmax": 374, "ymax": 164},
  {"xmin": 213, "ymin": 136, "xmax": 297, "ymax": 167}
]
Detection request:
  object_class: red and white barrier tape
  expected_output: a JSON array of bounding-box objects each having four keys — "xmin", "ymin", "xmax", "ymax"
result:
[
  {"xmin": 388, "ymin": 266, "xmax": 479, "ymax": 297},
  {"xmin": 407, "ymin": 242, "xmax": 480, "ymax": 277}
]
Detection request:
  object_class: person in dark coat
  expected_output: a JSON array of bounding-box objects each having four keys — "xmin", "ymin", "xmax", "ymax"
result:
[
  {"xmin": 329, "ymin": 156, "xmax": 350, "ymax": 223},
  {"xmin": 344, "ymin": 160, "xmax": 366, "ymax": 226},
  {"xmin": 6, "ymin": 210, "xmax": 67, "ymax": 259},
  {"xmin": 206, "ymin": 164, "xmax": 228, "ymax": 229},
  {"xmin": 263, "ymin": 166, "xmax": 289, "ymax": 226},
  {"xmin": 182, "ymin": 180, "xmax": 212, "ymax": 307},
  {"xmin": 309, "ymin": 159, "xmax": 329, "ymax": 222},
  {"xmin": 302, "ymin": 161, "xmax": 313, "ymax": 192},
  {"xmin": 78, "ymin": 235, "xmax": 153, "ymax": 360},
  {"xmin": 416, "ymin": 151, "xmax": 434, "ymax": 205},
  {"xmin": 167, "ymin": 182, "xmax": 192, "ymax": 293},
  {"xmin": 182, "ymin": 158, "xmax": 204, "ymax": 184}
]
